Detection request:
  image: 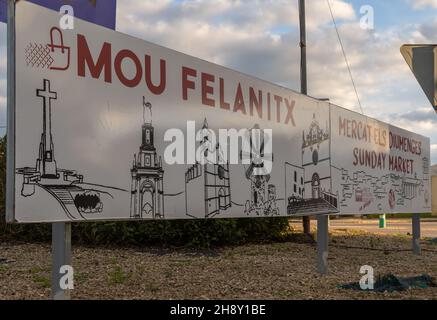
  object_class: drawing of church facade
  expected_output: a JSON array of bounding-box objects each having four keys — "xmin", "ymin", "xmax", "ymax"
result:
[
  {"xmin": 130, "ymin": 101, "xmax": 165, "ymax": 219},
  {"xmin": 302, "ymin": 114, "xmax": 336, "ymax": 202},
  {"xmin": 185, "ymin": 119, "xmax": 232, "ymax": 218},
  {"xmin": 285, "ymin": 113, "xmax": 339, "ymax": 215}
]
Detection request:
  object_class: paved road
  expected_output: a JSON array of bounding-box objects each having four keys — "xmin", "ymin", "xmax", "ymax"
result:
[{"xmin": 290, "ymin": 218, "xmax": 437, "ymax": 238}]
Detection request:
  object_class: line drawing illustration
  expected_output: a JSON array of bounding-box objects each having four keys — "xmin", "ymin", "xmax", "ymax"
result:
[
  {"xmin": 130, "ymin": 99, "xmax": 165, "ymax": 219},
  {"xmin": 285, "ymin": 113, "xmax": 339, "ymax": 215},
  {"xmin": 332, "ymin": 156, "xmax": 431, "ymax": 212},
  {"xmin": 240, "ymin": 124, "xmax": 279, "ymax": 217},
  {"xmin": 185, "ymin": 118, "xmax": 232, "ymax": 218},
  {"xmin": 16, "ymin": 79, "xmax": 126, "ymax": 220}
]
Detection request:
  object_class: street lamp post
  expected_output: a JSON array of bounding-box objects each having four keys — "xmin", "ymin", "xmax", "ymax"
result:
[{"xmin": 299, "ymin": 0, "xmax": 311, "ymax": 235}]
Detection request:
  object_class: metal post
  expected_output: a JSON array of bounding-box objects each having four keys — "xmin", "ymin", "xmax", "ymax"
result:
[
  {"xmin": 299, "ymin": 0, "xmax": 311, "ymax": 235},
  {"xmin": 412, "ymin": 213, "xmax": 421, "ymax": 255},
  {"xmin": 6, "ymin": 0, "xmax": 16, "ymax": 223},
  {"xmin": 52, "ymin": 222, "xmax": 72, "ymax": 300},
  {"xmin": 379, "ymin": 214, "xmax": 386, "ymax": 229},
  {"xmin": 317, "ymin": 215, "xmax": 329, "ymax": 275},
  {"xmin": 299, "ymin": 0, "xmax": 307, "ymax": 96}
]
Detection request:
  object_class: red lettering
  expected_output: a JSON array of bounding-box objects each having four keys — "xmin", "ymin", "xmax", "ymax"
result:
[
  {"xmin": 351, "ymin": 120, "xmax": 357, "ymax": 139},
  {"xmin": 353, "ymin": 148, "xmax": 358, "ymax": 166},
  {"xmin": 145, "ymin": 55, "xmax": 166, "ymax": 95},
  {"xmin": 182, "ymin": 67, "xmax": 197, "ymax": 101},
  {"xmin": 220, "ymin": 78, "xmax": 230, "ymax": 110},
  {"xmin": 339, "ymin": 117, "xmax": 347, "ymax": 137},
  {"xmin": 234, "ymin": 83, "xmax": 246, "ymax": 115},
  {"xmin": 249, "ymin": 87, "xmax": 262, "ymax": 119},
  {"xmin": 267, "ymin": 93, "xmax": 272, "ymax": 121},
  {"xmin": 274, "ymin": 95, "xmax": 282, "ymax": 123},
  {"xmin": 77, "ymin": 34, "xmax": 112, "ymax": 83},
  {"xmin": 114, "ymin": 50, "xmax": 142, "ymax": 88},
  {"xmin": 284, "ymin": 98, "xmax": 296, "ymax": 126},
  {"xmin": 201, "ymin": 72, "xmax": 215, "ymax": 107}
]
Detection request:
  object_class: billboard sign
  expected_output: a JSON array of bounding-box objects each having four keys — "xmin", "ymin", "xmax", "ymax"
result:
[{"xmin": 7, "ymin": 1, "xmax": 431, "ymax": 223}]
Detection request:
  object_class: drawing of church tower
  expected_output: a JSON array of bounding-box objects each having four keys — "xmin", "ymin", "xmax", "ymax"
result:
[
  {"xmin": 185, "ymin": 118, "xmax": 232, "ymax": 218},
  {"xmin": 130, "ymin": 99, "xmax": 164, "ymax": 219},
  {"xmin": 302, "ymin": 113, "xmax": 336, "ymax": 205},
  {"xmin": 285, "ymin": 113, "xmax": 339, "ymax": 215}
]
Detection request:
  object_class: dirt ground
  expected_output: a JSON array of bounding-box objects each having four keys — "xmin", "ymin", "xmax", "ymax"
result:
[
  {"xmin": 297, "ymin": 217, "xmax": 437, "ymax": 238},
  {"xmin": 1, "ymin": 228, "xmax": 437, "ymax": 300}
]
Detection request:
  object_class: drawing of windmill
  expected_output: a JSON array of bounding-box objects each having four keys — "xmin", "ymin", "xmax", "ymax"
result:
[{"xmin": 240, "ymin": 124, "xmax": 278, "ymax": 216}]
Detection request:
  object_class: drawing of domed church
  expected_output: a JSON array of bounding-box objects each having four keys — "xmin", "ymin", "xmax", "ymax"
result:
[{"xmin": 285, "ymin": 113, "xmax": 339, "ymax": 215}]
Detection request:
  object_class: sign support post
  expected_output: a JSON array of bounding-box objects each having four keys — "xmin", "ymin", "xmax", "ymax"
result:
[
  {"xmin": 379, "ymin": 214, "xmax": 386, "ymax": 229},
  {"xmin": 51, "ymin": 222, "xmax": 72, "ymax": 300},
  {"xmin": 317, "ymin": 215, "xmax": 329, "ymax": 275},
  {"xmin": 6, "ymin": 0, "xmax": 16, "ymax": 224},
  {"xmin": 412, "ymin": 213, "xmax": 421, "ymax": 255}
]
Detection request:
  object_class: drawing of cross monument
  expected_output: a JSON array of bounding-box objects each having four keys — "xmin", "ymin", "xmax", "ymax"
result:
[
  {"xmin": 36, "ymin": 79, "xmax": 58, "ymax": 179},
  {"xmin": 15, "ymin": 79, "xmax": 123, "ymax": 221}
]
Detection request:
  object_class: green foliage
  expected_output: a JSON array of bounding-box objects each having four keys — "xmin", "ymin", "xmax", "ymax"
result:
[
  {"xmin": 108, "ymin": 266, "xmax": 131, "ymax": 285},
  {"xmin": 71, "ymin": 217, "xmax": 291, "ymax": 248},
  {"xmin": 33, "ymin": 275, "xmax": 51, "ymax": 289},
  {"xmin": 0, "ymin": 135, "xmax": 291, "ymax": 247},
  {"xmin": 0, "ymin": 138, "xmax": 52, "ymax": 238}
]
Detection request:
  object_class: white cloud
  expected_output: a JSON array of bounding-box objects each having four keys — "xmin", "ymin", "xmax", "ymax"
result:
[
  {"xmin": 412, "ymin": 0, "xmax": 437, "ymax": 9},
  {"xmin": 0, "ymin": 1, "xmax": 436, "ymax": 161},
  {"xmin": 115, "ymin": 0, "xmax": 437, "ymax": 162},
  {"xmin": 114, "ymin": 1, "xmax": 421, "ymax": 112}
]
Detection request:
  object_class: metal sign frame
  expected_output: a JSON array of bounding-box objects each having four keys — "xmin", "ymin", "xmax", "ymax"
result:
[
  {"xmin": 6, "ymin": 1, "xmax": 432, "ymax": 224},
  {"xmin": 7, "ymin": 2, "xmax": 72, "ymax": 300},
  {"xmin": 6, "ymin": 0, "xmax": 15, "ymax": 223}
]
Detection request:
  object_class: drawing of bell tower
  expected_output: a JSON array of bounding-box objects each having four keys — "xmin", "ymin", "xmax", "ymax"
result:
[
  {"xmin": 302, "ymin": 113, "xmax": 332, "ymax": 201},
  {"xmin": 185, "ymin": 118, "xmax": 232, "ymax": 218},
  {"xmin": 130, "ymin": 98, "xmax": 165, "ymax": 219}
]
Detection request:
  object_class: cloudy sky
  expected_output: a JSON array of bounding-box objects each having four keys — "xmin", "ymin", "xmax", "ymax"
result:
[{"xmin": 1, "ymin": 0, "xmax": 437, "ymax": 163}]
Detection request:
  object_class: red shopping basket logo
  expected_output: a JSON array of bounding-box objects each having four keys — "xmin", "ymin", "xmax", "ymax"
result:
[{"xmin": 48, "ymin": 27, "xmax": 71, "ymax": 71}]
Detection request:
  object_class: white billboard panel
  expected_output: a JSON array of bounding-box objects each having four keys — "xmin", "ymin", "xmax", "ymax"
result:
[
  {"xmin": 330, "ymin": 107, "xmax": 431, "ymax": 214},
  {"xmin": 8, "ymin": 2, "xmax": 431, "ymax": 223}
]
